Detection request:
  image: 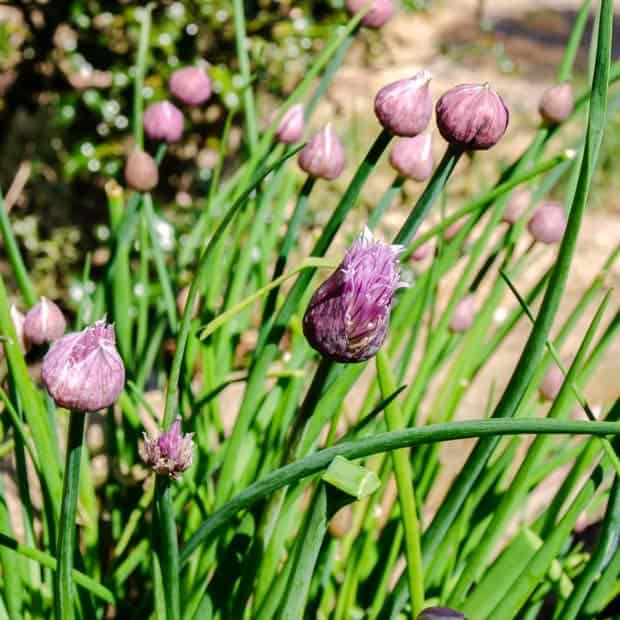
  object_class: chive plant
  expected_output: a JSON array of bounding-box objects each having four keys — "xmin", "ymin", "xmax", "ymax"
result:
[{"xmin": 0, "ymin": 1, "xmax": 618, "ymax": 618}]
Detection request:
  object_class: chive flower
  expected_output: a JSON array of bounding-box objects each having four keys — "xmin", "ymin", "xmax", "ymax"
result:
[
  {"xmin": 24, "ymin": 297, "xmax": 66, "ymax": 346},
  {"xmin": 539, "ymin": 82, "xmax": 573, "ymax": 125},
  {"xmin": 389, "ymin": 134, "xmax": 434, "ymax": 182},
  {"xmin": 124, "ymin": 149, "xmax": 159, "ymax": 192},
  {"xmin": 436, "ymin": 83, "xmax": 509, "ymax": 150},
  {"xmin": 41, "ymin": 320, "xmax": 125, "ymax": 412},
  {"xmin": 345, "ymin": 0, "xmax": 396, "ymax": 29},
  {"xmin": 140, "ymin": 417, "xmax": 194, "ymax": 479},
  {"xmin": 169, "ymin": 66, "xmax": 212, "ymax": 106},
  {"xmin": 298, "ymin": 124, "xmax": 346, "ymax": 180},
  {"xmin": 303, "ymin": 228, "xmax": 406, "ymax": 363},
  {"xmin": 143, "ymin": 101, "xmax": 184, "ymax": 143},
  {"xmin": 276, "ymin": 103, "xmax": 305, "ymax": 144},
  {"xmin": 374, "ymin": 70, "xmax": 433, "ymax": 137},
  {"xmin": 527, "ymin": 201, "xmax": 567, "ymax": 244}
]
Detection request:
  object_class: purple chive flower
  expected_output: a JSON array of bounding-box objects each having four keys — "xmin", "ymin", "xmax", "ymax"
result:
[
  {"xmin": 143, "ymin": 101, "xmax": 184, "ymax": 143},
  {"xmin": 436, "ymin": 83, "xmax": 509, "ymax": 150},
  {"xmin": 41, "ymin": 320, "xmax": 125, "ymax": 412},
  {"xmin": 345, "ymin": 0, "xmax": 396, "ymax": 29},
  {"xmin": 124, "ymin": 149, "xmax": 159, "ymax": 192},
  {"xmin": 275, "ymin": 103, "xmax": 305, "ymax": 144},
  {"xmin": 418, "ymin": 607, "xmax": 466, "ymax": 620},
  {"xmin": 539, "ymin": 363, "xmax": 564, "ymax": 401},
  {"xmin": 389, "ymin": 134, "xmax": 434, "ymax": 182},
  {"xmin": 303, "ymin": 228, "xmax": 406, "ymax": 363},
  {"xmin": 539, "ymin": 82, "xmax": 573, "ymax": 125},
  {"xmin": 140, "ymin": 417, "xmax": 194, "ymax": 479},
  {"xmin": 503, "ymin": 188, "xmax": 531, "ymax": 225},
  {"xmin": 449, "ymin": 295, "xmax": 476, "ymax": 333},
  {"xmin": 169, "ymin": 66, "xmax": 212, "ymax": 106},
  {"xmin": 24, "ymin": 297, "xmax": 66, "ymax": 346},
  {"xmin": 527, "ymin": 201, "xmax": 566, "ymax": 245},
  {"xmin": 298, "ymin": 124, "xmax": 346, "ymax": 180},
  {"xmin": 374, "ymin": 70, "xmax": 433, "ymax": 137}
]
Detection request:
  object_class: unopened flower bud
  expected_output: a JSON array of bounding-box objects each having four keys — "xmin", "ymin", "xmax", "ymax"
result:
[
  {"xmin": 276, "ymin": 103, "xmax": 305, "ymax": 144},
  {"xmin": 329, "ymin": 505, "xmax": 353, "ymax": 538},
  {"xmin": 539, "ymin": 82, "xmax": 573, "ymax": 125},
  {"xmin": 444, "ymin": 218, "xmax": 466, "ymax": 242},
  {"xmin": 124, "ymin": 149, "xmax": 159, "ymax": 192},
  {"xmin": 540, "ymin": 364, "xmax": 564, "ymax": 401},
  {"xmin": 140, "ymin": 417, "xmax": 194, "ymax": 479},
  {"xmin": 303, "ymin": 228, "xmax": 406, "ymax": 363},
  {"xmin": 375, "ymin": 70, "xmax": 433, "ymax": 137},
  {"xmin": 436, "ymin": 83, "xmax": 509, "ymax": 150},
  {"xmin": 503, "ymin": 188, "xmax": 531, "ymax": 225},
  {"xmin": 345, "ymin": 0, "xmax": 396, "ymax": 29},
  {"xmin": 298, "ymin": 124, "xmax": 346, "ymax": 180},
  {"xmin": 24, "ymin": 298, "xmax": 66, "ymax": 346},
  {"xmin": 527, "ymin": 201, "xmax": 566, "ymax": 244},
  {"xmin": 411, "ymin": 233, "xmax": 433, "ymax": 262},
  {"xmin": 389, "ymin": 134, "xmax": 433, "ymax": 181},
  {"xmin": 143, "ymin": 101, "xmax": 184, "ymax": 143},
  {"xmin": 42, "ymin": 320, "xmax": 125, "ymax": 412},
  {"xmin": 169, "ymin": 66, "xmax": 212, "ymax": 106},
  {"xmin": 449, "ymin": 295, "xmax": 476, "ymax": 333},
  {"xmin": 9, "ymin": 305, "xmax": 29, "ymax": 353},
  {"xmin": 418, "ymin": 607, "xmax": 466, "ymax": 620}
]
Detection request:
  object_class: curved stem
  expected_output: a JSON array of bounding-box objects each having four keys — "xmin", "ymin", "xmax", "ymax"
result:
[{"xmin": 54, "ymin": 411, "xmax": 86, "ymax": 620}]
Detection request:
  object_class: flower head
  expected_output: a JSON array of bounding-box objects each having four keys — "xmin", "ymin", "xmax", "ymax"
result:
[
  {"xmin": 41, "ymin": 320, "xmax": 125, "ymax": 412},
  {"xmin": 24, "ymin": 297, "xmax": 66, "ymax": 346},
  {"xmin": 436, "ymin": 83, "xmax": 509, "ymax": 150},
  {"xmin": 527, "ymin": 201, "xmax": 566, "ymax": 244},
  {"xmin": 303, "ymin": 228, "xmax": 406, "ymax": 363},
  {"xmin": 389, "ymin": 134, "xmax": 434, "ymax": 182},
  {"xmin": 539, "ymin": 82, "xmax": 573, "ymax": 125},
  {"xmin": 140, "ymin": 417, "xmax": 194, "ymax": 479},
  {"xmin": 298, "ymin": 124, "xmax": 346, "ymax": 180},
  {"xmin": 449, "ymin": 295, "xmax": 476, "ymax": 333},
  {"xmin": 143, "ymin": 101, "xmax": 184, "ymax": 143},
  {"xmin": 124, "ymin": 149, "xmax": 159, "ymax": 192},
  {"xmin": 345, "ymin": 0, "xmax": 396, "ymax": 29},
  {"xmin": 169, "ymin": 66, "xmax": 212, "ymax": 106},
  {"xmin": 374, "ymin": 71, "xmax": 433, "ymax": 137},
  {"xmin": 276, "ymin": 103, "xmax": 305, "ymax": 144}
]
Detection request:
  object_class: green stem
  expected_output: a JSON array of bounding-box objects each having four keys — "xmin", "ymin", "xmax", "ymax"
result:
[
  {"xmin": 133, "ymin": 5, "xmax": 152, "ymax": 149},
  {"xmin": 180, "ymin": 417, "xmax": 620, "ymax": 565},
  {"xmin": 368, "ymin": 175, "xmax": 404, "ymax": 230},
  {"xmin": 54, "ymin": 411, "xmax": 86, "ymax": 620}
]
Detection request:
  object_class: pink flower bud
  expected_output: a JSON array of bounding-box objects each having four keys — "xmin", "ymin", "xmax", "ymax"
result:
[
  {"xmin": 389, "ymin": 134, "xmax": 434, "ymax": 181},
  {"xmin": 169, "ymin": 66, "xmax": 212, "ymax": 106},
  {"xmin": 303, "ymin": 228, "xmax": 406, "ymax": 362},
  {"xmin": 527, "ymin": 201, "xmax": 566, "ymax": 244},
  {"xmin": 9, "ymin": 305, "xmax": 29, "ymax": 353},
  {"xmin": 140, "ymin": 417, "xmax": 194, "ymax": 479},
  {"xmin": 444, "ymin": 218, "xmax": 466, "ymax": 242},
  {"xmin": 124, "ymin": 149, "xmax": 159, "ymax": 192},
  {"xmin": 41, "ymin": 320, "xmax": 125, "ymax": 412},
  {"xmin": 436, "ymin": 83, "xmax": 509, "ymax": 150},
  {"xmin": 298, "ymin": 124, "xmax": 346, "ymax": 180},
  {"xmin": 539, "ymin": 82, "xmax": 573, "ymax": 125},
  {"xmin": 24, "ymin": 298, "xmax": 66, "ymax": 346},
  {"xmin": 449, "ymin": 295, "xmax": 476, "ymax": 333},
  {"xmin": 503, "ymin": 188, "xmax": 531, "ymax": 225},
  {"xmin": 539, "ymin": 364, "xmax": 563, "ymax": 401},
  {"xmin": 345, "ymin": 0, "xmax": 396, "ymax": 29},
  {"xmin": 275, "ymin": 103, "xmax": 305, "ymax": 144},
  {"xmin": 143, "ymin": 101, "xmax": 184, "ymax": 143},
  {"xmin": 374, "ymin": 70, "xmax": 433, "ymax": 137},
  {"xmin": 410, "ymin": 233, "xmax": 433, "ymax": 262}
]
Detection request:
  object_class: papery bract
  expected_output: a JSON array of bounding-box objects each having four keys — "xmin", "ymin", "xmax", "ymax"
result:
[
  {"xmin": 436, "ymin": 83, "xmax": 509, "ymax": 150},
  {"xmin": 298, "ymin": 124, "xmax": 346, "ymax": 180},
  {"xmin": 140, "ymin": 417, "xmax": 194, "ymax": 479},
  {"xmin": 24, "ymin": 297, "xmax": 66, "ymax": 346},
  {"xmin": 169, "ymin": 66, "xmax": 212, "ymax": 106},
  {"xmin": 276, "ymin": 103, "xmax": 305, "ymax": 144},
  {"xmin": 303, "ymin": 228, "xmax": 406, "ymax": 362},
  {"xmin": 41, "ymin": 320, "xmax": 125, "ymax": 412},
  {"xmin": 143, "ymin": 101, "xmax": 184, "ymax": 143},
  {"xmin": 374, "ymin": 70, "xmax": 433, "ymax": 137}
]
